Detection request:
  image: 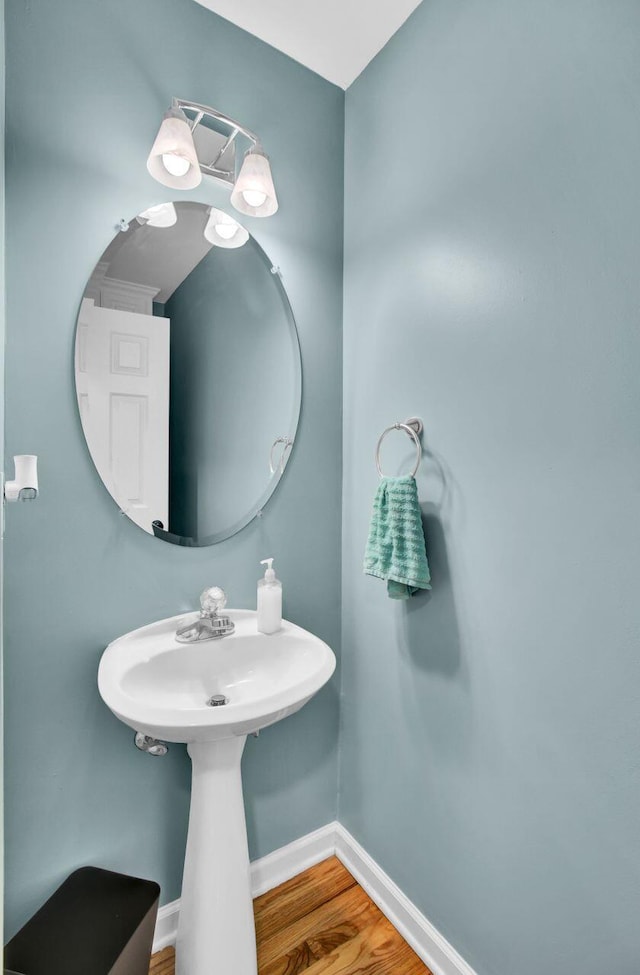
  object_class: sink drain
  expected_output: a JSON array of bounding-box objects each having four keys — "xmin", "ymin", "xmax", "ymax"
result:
[{"xmin": 207, "ymin": 694, "xmax": 228, "ymax": 707}]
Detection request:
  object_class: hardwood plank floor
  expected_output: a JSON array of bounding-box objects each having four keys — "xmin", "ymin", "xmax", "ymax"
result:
[{"xmin": 149, "ymin": 856, "xmax": 432, "ymax": 975}]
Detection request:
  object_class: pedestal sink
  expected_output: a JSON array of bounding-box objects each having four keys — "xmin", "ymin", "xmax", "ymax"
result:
[{"xmin": 98, "ymin": 609, "xmax": 336, "ymax": 975}]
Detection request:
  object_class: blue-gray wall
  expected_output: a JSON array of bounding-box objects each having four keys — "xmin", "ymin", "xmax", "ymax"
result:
[
  {"xmin": 341, "ymin": 1, "xmax": 640, "ymax": 973},
  {"xmin": 4, "ymin": 0, "xmax": 343, "ymax": 937}
]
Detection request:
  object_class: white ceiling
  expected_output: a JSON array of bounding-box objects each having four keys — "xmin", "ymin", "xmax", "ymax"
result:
[{"xmin": 193, "ymin": 0, "xmax": 423, "ymax": 89}]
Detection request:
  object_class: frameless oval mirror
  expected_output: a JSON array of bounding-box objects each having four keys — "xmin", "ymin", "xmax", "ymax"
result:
[{"xmin": 75, "ymin": 201, "xmax": 301, "ymax": 546}]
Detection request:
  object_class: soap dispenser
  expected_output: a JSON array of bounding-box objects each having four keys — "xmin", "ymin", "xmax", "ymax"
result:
[{"xmin": 257, "ymin": 558, "xmax": 282, "ymax": 634}]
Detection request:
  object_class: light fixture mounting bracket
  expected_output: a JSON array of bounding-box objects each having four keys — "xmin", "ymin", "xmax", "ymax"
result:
[{"xmin": 171, "ymin": 97, "xmax": 260, "ymax": 189}]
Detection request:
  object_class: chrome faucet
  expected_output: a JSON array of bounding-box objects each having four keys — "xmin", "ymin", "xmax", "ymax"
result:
[{"xmin": 175, "ymin": 587, "xmax": 235, "ymax": 643}]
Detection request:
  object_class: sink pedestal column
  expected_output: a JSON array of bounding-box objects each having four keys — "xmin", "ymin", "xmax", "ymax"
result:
[{"xmin": 176, "ymin": 736, "xmax": 257, "ymax": 975}]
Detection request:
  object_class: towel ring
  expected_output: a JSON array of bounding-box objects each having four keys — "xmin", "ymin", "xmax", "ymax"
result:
[
  {"xmin": 375, "ymin": 417, "xmax": 423, "ymax": 478},
  {"xmin": 269, "ymin": 436, "xmax": 293, "ymax": 475}
]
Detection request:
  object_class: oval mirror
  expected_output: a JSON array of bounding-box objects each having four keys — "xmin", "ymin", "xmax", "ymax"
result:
[{"xmin": 75, "ymin": 201, "xmax": 301, "ymax": 546}]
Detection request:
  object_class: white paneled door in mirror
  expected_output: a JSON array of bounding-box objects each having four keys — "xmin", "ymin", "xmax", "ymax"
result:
[{"xmin": 76, "ymin": 298, "xmax": 170, "ymax": 533}]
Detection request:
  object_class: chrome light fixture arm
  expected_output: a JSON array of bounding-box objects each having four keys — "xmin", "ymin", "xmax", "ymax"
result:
[
  {"xmin": 172, "ymin": 98, "xmax": 260, "ymax": 148},
  {"xmin": 171, "ymin": 98, "xmax": 262, "ymax": 184}
]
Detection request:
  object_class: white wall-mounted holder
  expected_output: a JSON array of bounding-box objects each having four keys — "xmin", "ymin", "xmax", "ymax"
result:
[{"xmin": 5, "ymin": 455, "xmax": 38, "ymax": 501}]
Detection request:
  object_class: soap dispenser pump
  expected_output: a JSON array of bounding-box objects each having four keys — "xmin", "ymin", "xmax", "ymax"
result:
[{"xmin": 257, "ymin": 558, "xmax": 282, "ymax": 634}]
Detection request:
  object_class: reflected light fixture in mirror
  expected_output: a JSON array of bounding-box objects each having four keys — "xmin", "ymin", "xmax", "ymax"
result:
[
  {"xmin": 137, "ymin": 202, "xmax": 177, "ymax": 228},
  {"xmin": 204, "ymin": 208, "xmax": 249, "ymax": 249},
  {"xmin": 146, "ymin": 99, "xmax": 278, "ymax": 218},
  {"xmin": 146, "ymin": 107, "xmax": 202, "ymax": 189}
]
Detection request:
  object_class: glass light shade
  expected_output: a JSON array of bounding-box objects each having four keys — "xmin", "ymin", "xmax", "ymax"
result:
[
  {"xmin": 230, "ymin": 146, "xmax": 278, "ymax": 217},
  {"xmin": 204, "ymin": 208, "xmax": 249, "ymax": 248},
  {"xmin": 146, "ymin": 108, "xmax": 202, "ymax": 190},
  {"xmin": 137, "ymin": 202, "xmax": 178, "ymax": 228}
]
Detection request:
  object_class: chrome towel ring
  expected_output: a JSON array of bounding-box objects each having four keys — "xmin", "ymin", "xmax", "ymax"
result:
[
  {"xmin": 375, "ymin": 417, "xmax": 424, "ymax": 478},
  {"xmin": 269, "ymin": 436, "xmax": 293, "ymax": 475}
]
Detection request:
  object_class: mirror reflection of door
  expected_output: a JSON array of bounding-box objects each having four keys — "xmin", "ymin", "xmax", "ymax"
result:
[{"xmin": 76, "ymin": 298, "xmax": 170, "ymax": 532}]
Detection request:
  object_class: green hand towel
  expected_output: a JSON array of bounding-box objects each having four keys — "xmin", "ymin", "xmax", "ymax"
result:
[{"xmin": 364, "ymin": 475, "xmax": 431, "ymax": 599}]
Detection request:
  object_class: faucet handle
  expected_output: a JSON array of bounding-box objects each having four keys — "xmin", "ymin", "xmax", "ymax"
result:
[{"xmin": 200, "ymin": 587, "xmax": 227, "ymax": 618}]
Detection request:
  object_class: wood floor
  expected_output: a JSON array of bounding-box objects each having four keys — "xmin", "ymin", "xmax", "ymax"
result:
[{"xmin": 149, "ymin": 856, "xmax": 432, "ymax": 975}]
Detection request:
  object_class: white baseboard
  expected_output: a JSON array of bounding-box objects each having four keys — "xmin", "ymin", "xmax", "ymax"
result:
[
  {"xmin": 250, "ymin": 821, "xmax": 337, "ymax": 897},
  {"xmin": 153, "ymin": 898, "xmax": 181, "ymax": 953},
  {"xmin": 152, "ymin": 821, "xmax": 477, "ymax": 975},
  {"xmin": 334, "ymin": 824, "xmax": 477, "ymax": 975},
  {"xmin": 152, "ymin": 822, "xmax": 336, "ymax": 953}
]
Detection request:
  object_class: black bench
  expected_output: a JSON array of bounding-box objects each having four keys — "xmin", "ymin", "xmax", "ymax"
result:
[{"xmin": 4, "ymin": 867, "xmax": 160, "ymax": 975}]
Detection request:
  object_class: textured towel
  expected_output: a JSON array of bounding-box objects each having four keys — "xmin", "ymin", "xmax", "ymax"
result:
[{"xmin": 364, "ymin": 475, "xmax": 431, "ymax": 599}]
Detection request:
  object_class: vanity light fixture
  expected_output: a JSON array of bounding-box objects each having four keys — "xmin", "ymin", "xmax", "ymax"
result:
[
  {"xmin": 147, "ymin": 99, "xmax": 278, "ymax": 217},
  {"xmin": 204, "ymin": 208, "xmax": 249, "ymax": 249}
]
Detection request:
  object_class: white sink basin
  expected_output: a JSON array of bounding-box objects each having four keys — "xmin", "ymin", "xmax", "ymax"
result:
[
  {"xmin": 98, "ymin": 610, "xmax": 335, "ymax": 743},
  {"xmin": 97, "ymin": 608, "xmax": 336, "ymax": 975}
]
